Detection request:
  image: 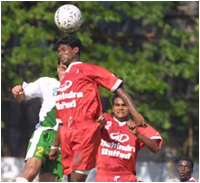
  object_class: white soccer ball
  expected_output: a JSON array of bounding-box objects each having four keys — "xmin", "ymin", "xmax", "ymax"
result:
[{"xmin": 54, "ymin": 4, "xmax": 82, "ymax": 32}]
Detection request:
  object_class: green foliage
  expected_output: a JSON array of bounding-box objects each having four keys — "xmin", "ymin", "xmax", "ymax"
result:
[
  {"xmin": 1, "ymin": 1, "xmax": 199, "ymax": 159},
  {"xmin": 1, "ymin": 121, "xmax": 5, "ymax": 128}
]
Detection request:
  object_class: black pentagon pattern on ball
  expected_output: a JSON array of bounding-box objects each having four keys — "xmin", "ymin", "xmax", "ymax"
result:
[{"xmin": 54, "ymin": 4, "xmax": 82, "ymax": 32}]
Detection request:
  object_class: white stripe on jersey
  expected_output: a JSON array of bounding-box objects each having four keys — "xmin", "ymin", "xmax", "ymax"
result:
[{"xmin": 25, "ymin": 127, "xmax": 53, "ymax": 161}]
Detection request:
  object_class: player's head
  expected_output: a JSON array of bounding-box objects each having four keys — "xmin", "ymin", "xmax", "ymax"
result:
[
  {"xmin": 111, "ymin": 93, "xmax": 133, "ymax": 105},
  {"xmin": 56, "ymin": 35, "xmax": 82, "ymax": 66},
  {"xmin": 111, "ymin": 93, "xmax": 133, "ymax": 122},
  {"xmin": 57, "ymin": 58, "xmax": 67, "ymax": 82},
  {"xmin": 178, "ymin": 157, "xmax": 194, "ymax": 182}
]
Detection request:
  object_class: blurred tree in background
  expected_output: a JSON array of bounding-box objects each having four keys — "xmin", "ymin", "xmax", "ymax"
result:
[{"xmin": 1, "ymin": 1, "xmax": 199, "ymax": 161}]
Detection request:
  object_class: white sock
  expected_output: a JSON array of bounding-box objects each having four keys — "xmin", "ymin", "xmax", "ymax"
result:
[{"xmin": 16, "ymin": 177, "xmax": 29, "ymax": 182}]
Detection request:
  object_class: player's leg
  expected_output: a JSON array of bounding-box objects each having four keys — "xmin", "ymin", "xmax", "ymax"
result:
[
  {"xmin": 16, "ymin": 128, "xmax": 49, "ymax": 182},
  {"xmin": 39, "ymin": 151, "xmax": 63, "ymax": 182},
  {"xmin": 16, "ymin": 157, "xmax": 42, "ymax": 182},
  {"xmin": 60, "ymin": 126, "xmax": 73, "ymax": 176},
  {"xmin": 39, "ymin": 172, "xmax": 57, "ymax": 182},
  {"xmin": 69, "ymin": 123, "xmax": 101, "ymax": 182},
  {"xmin": 16, "ymin": 128, "xmax": 44, "ymax": 182},
  {"xmin": 39, "ymin": 129, "xmax": 64, "ymax": 182},
  {"xmin": 70, "ymin": 171, "xmax": 88, "ymax": 182},
  {"xmin": 59, "ymin": 126, "xmax": 88, "ymax": 182}
]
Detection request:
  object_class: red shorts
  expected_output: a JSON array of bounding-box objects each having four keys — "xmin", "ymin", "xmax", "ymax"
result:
[
  {"xmin": 95, "ymin": 171, "xmax": 137, "ymax": 182},
  {"xmin": 60, "ymin": 123, "xmax": 101, "ymax": 175}
]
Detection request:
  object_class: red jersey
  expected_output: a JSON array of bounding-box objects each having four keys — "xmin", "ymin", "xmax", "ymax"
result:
[
  {"xmin": 184, "ymin": 177, "xmax": 197, "ymax": 182},
  {"xmin": 56, "ymin": 62, "xmax": 122, "ymax": 128},
  {"xmin": 96, "ymin": 113, "xmax": 163, "ymax": 173}
]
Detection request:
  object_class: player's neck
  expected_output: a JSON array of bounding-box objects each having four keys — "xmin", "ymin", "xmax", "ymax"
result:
[{"xmin": 114, "ymin": 116, "xmax": 129, "ymax": 123}]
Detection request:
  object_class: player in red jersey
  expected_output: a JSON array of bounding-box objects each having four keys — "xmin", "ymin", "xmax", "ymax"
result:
[
  {"xmin": 95, "ymin": 93, "xmax": 163, "ymax": 182},
  {"xmin": 49, "ymin": 35, "xmax": 145, "ymax": 182},
  {"xmin": 178, "ymin": 157, "xmax": 197, "ymax": 182}
]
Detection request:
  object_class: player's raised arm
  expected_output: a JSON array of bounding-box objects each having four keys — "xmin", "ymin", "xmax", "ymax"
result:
[
  {"xmin": 127, "ymin": 121, "xmax": 159, "ymax": 153},
  {"xmin": 115, "ymin": 87, "xmax": 146, "ymax": 127},
  {"xmin": 12, "ymin": 85, "xmax": 26, "ymax": 101}
]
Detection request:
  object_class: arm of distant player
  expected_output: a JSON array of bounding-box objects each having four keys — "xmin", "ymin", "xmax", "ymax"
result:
[
  {"xmin": 127, "ymin": 122, "xmax": 159, "ymax": 153},
  {"xmin": 49, "ymin": 124, "xmax": 62, "ymax": 160},
  {"xmin": 12, "ymin": 85, "xmax": 26, "ymax": 101},
  {"xmin": 116, "ymin": 87, "xmax": 146, "ymax": 127}
]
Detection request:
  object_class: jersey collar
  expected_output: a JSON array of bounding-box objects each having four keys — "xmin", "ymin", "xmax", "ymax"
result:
[
  {"xmin": 113, "ymin": 116, "xmax": 131, "ymax": 127},
  {"xmin": 66, "ymin": 61, "xmax": 82, "ymax": 73}
]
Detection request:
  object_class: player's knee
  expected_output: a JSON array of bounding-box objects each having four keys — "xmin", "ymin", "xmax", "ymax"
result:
[
  {"xmin": 16, "ymin": 177, "xmax": 28, "ymax": 182},
  {"xmin": 70, "ymin": 171, "xmax": 88, "ymax": 182},
  {"xmin": 25, "ymin": 165, "xmax": 40, "ymax": 178}
]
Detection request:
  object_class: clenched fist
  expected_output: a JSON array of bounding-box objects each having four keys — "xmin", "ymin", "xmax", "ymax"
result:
[
  {"xmin": 126, "ymin": 122, "xmax": 138, "ymax": 136},
  {"xmin": 12, "ymin": 85, "xmax": 26, "ymax": 101}
]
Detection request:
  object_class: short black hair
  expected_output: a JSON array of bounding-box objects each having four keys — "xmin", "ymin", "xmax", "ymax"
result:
[
  {"xmin": 111, "ymin": 92, "xmax": 133, "ymax": 105},
  {"xmin": 179, "ymin": 157, "xmax": 194, "ymax": 169},
  {"xmin": 55, "ymin": 35, "xmax": 82, "ymax": 56}
]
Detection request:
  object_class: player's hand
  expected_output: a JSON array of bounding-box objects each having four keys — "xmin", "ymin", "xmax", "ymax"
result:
[
  {"xmin": 95, "ymin": 113, "xmax": 106, "ymax": 128},
  {"xmin": 12, "ymin": 85, "xmax": 26, "ymax": 101},
  {"xmin": 49, "ymin": 149, "xmax": 59, "ymax": 161},
  {"xmin": 12, "ymin": 85, "xmax": 24, "ymax": 95},
  {"xmin": 133, "ymin": 112, "xmax": 147, "ymax": 128},
  {"xmin": 127, "ymin": 122, "xmax": 138, "ymax": 136}
]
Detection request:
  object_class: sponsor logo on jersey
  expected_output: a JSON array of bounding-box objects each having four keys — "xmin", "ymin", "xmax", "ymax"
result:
[
  {"xmin": 56, "ymin": 100, "xmax": 76, "ymax": 110},
  {"xmin": 100, "ymin": 137, "xmax": 135, "ymax": 159},
  {"xmin": 101, "ymin": 148, "xmax": 132, "ymax": 159},
  {"xmin": 56, "ymin": 80, "xmax": 84, "ymax": 110},
  {"xmin": 110, "ymin": 133, "xmax": 129, "ymax": 143},
  {"xmin": 56, "ymin": 91, "xmax": 83, "ymax": 101},
  {"xmin": 101, "ymin": 139, "xmax": 135, "ymax": 152},
  {"xmin": 58, "ymin": 80, "xmax": 72, "ymax": 92},
  {"xmin": 53, "ymin": 87, "xmax": 58, "ymax": 96}
]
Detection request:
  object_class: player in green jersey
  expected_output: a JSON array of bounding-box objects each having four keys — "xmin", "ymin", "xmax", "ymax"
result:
[{"xmin": 12, "ymin": 59, "xmax": 66, "ymax": 182}]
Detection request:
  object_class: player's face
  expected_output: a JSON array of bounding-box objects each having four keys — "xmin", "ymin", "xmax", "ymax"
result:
[
  {"xmin": 57, "ymin": 44, "xmax": 79, "ymax": 66},
  {"xmin": 178, "ymin": 160, "xmax": 192, "ymax": 182},
  {"xmin": 57, "ymin": 62, "xmax": 67, "ymax": 82},
  {"xmin": 112, "ymin": 97, "xmax": 130, "ymax": 122}
]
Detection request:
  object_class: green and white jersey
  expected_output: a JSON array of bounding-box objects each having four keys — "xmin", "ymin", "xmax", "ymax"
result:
[{"xmin": 22, "ymin": 77, "xmax": 60, "ymax": 130}]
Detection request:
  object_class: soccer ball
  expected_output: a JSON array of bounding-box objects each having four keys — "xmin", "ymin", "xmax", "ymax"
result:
[{"xmin": 54, "ymin": 4, "xmax": 82, "ymax": 32}]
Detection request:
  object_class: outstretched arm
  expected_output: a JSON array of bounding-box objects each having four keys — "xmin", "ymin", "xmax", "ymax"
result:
[
  {"xmin": 12, "ymin": 85, "xmax": 26, "ymax": 101},
  {"xmin": 116, "ymin": 87, "xmax": 146, "ymax": 127},
  {"xmin": 127, "ymin": 122, "xmax": 159, "ymax": 153}
]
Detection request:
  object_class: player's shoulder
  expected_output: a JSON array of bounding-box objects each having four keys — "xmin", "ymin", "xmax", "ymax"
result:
[
  {"xmin": 103, "ymin": 113, "xmax": 114, "ymax": 120},
  {"xmin": 36, "ymin": 77, "xmax": 59, "ymax": 88},
  {"xmin": 187, "ymin": 177, "xmax": 197, "ymax": 182},
  {"xmin": 137, "ymin": 122, "xmax": 160, "ymax": 134},
  {"xmin": 37, "ymin": 77, "xmax": 58, "ymax": 83},
  {"xmin": 82, "ymin": 62, "xmax": 103, "ymax": 70},
  {"xmin": 137, "ymin": 123, "xmax": 153, "ymax": 130},
  {"xmin": 82, "ymin": 62, "xmax": 95, "ymax": 66}
]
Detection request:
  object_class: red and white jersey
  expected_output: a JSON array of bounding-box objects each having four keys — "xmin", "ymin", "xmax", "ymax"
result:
[
  {"xmin": 184, "ymin": 177, "xmax": 197, "ymax": 182},
  {"xmin": 96, "ymin": 113, "xmax": 163, "ymax": 172},
  {"xmin": 56, "ymin": 62, "xmax": 122, "ymax": 128}
]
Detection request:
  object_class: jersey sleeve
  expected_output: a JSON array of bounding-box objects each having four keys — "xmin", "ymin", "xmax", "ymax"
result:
[
  {"xmin": 23, "ymin": 78, "xmax": 44, "ymax": 100},
  {"xmin": 137, "ymin": 124, "xmax": 163, "ymax": 149},
  {"xmin": 90, "ymin": 64, "xmax": 123, "ymax": 92}
]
